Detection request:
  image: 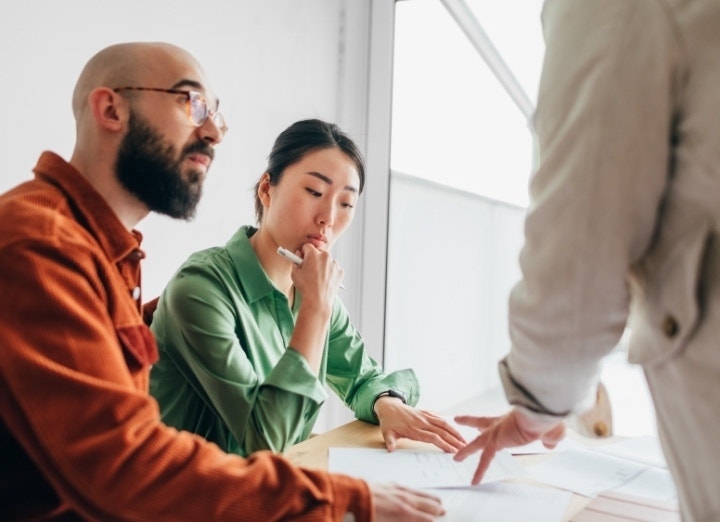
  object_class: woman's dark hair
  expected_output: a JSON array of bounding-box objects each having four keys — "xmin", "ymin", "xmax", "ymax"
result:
[{"xmin": 254, "ymin": 118, "xmax": 365, "ymax": 223}]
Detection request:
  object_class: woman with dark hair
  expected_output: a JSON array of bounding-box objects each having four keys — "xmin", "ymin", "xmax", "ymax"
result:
[{"xmin": 149, "ymin": 119, "xmax": 465, "ymax": 457}]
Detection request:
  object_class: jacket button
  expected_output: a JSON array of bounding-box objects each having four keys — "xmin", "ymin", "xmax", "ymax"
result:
[
  {"xmin": 662, "ymin": 315, "xmax": 679, "ymax": 338},
  {"xmin": 593, "ymin": 421, "xmax": 609, "ymax": 437},
  {"xmin": 130, "ymin": 249, "xmax": 145, "ymax": 261}
]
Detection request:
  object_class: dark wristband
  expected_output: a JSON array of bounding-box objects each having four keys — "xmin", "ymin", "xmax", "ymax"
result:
[
  {"xmin": 376, "ymin": 389, "xmax": 406, "ymax": 403},
  {"xmin": 373, "ymin": 389, "xmax": 407, "ymax": 419}
]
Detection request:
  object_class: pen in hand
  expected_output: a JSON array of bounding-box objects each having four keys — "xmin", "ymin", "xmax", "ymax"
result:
[
  {"xmin": 277, "ymin": 246, "xmax": 304, "ymax": 265},
  {"xmin": 277, "ymin": 246, "xmax": 345, "ymax": 289}
]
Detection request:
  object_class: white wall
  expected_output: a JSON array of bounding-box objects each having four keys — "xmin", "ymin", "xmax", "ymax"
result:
[
  {"xmin": 0, "ymin": 0, "xmax": 375, "ymax": 431},
  {"xmin": 0, "ymin": 0, "xmax": 370, "ymax": 301}
]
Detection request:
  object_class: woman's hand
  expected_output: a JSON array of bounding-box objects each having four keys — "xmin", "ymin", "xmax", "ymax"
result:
[
  {"xmin": 290, "ymin": 244, "xmax": 344, "ymax": 307},
  {"xmin": 374, "ymin": 398, "xmax": 466, "ymax": 453},
  {"xmin": 287, "ymin": 244, "xmax": 343, "ymax": 373}
]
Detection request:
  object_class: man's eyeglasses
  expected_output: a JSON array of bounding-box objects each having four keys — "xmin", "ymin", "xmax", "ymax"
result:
[{"xmin": 113, "ymin": 87, "xmax": 228, "ymax": 136}]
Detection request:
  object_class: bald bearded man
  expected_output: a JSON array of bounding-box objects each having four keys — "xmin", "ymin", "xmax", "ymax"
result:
[{"xmin": 0, "ymin": 42, "xmax": 445, "ymax": 521}]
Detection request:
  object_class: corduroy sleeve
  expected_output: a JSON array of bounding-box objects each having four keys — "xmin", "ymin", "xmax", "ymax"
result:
[{"xmin": 0, "ymin": 235, "xmax": 372, "ymax": 520}]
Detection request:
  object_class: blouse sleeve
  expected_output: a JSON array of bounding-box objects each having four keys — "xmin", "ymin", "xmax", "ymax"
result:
[{"xmin": 325, "ymin": 299, "xmax": 420, "ymax": 423}]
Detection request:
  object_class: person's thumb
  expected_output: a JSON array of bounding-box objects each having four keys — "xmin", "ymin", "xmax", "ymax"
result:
[
  {"xmin": 385, "ymin": 432, "xmax": 397, "ymax": 452},
  {"xmin": 541, "ymin": 423, "xmax": 566, "ymax": 449}
]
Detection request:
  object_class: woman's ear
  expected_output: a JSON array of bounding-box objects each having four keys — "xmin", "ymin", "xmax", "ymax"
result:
[
  {"xmin": 88, "ymin": 87, "xmax": 126, "ymax": 133},
  {"xmin": 257, "ymin": 172, "xmax": 272, "ymax": 207}
]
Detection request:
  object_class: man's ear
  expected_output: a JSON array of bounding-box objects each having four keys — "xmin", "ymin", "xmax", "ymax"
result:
[
  {"xmin": 257, "ymin": 172, "xmax": 272, "ymax": 207},
  {"xmin": 88, "ymin": 87, "xmax": 126, "ymax": 132}
]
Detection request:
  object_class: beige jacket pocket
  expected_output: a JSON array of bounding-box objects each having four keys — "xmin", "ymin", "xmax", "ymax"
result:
[{"xmin": 627, "ymin": 216, "xmax": 710, "ymax": 366}]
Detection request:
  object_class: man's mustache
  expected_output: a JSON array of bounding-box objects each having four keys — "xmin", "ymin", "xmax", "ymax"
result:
[{"xmin": 183, "ymin": 141, "xmax": 215, "ymax": 161}]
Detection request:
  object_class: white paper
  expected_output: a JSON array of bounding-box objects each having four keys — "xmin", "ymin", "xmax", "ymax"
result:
[
  {"xmin": 428, "ymin": 482, "xmax": 572, "ymax": 522},
  {"xmin": 526, "ymin": 448, "xmax": 646, "ymax": 498},
  {"xmin": 328, "ymin": 447, "xmax": 524, "ymax": 489},
  {"xmin": 593, "ymin": 435, "xmax": 667, "ymax": 468},
  {"xmin": 607, "ymin": 466, "xmax": 678, "ymax": 505}
]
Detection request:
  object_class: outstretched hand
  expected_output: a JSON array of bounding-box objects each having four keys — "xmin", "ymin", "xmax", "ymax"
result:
[
  {"xmin": 453, "ymin": 408, "xmax": 565, "ymax": 485},
  {"xmin": 375, "ymin": 399, "xmax": 466, "ymax": 453}
]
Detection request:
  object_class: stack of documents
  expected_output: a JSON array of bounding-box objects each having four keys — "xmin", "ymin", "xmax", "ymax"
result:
[
  {"xmin": 328, "ymin": 434, "xmax": 679, "ymax": 521},
  {"xmin": 328, "ymin": 447, "xmax": 523, "ymax": 489},
  {"xmin": 571, "ymin": 491, "xmax": 680, "ymax": 522},
  {"xmin": 526, "ymin": 436, "xmax": 677, "ymax": 502},
  {"xmin": 329, "ymin": 447, "xmax": 571, "ymax": 521},
  {"xmin": 558, "ymin": 436, "xmax": 680, "ymax": 521}
]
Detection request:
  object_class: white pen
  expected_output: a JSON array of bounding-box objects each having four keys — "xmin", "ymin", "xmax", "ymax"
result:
[
  {"xmin": 277, "ymin": 246, "xmax": 345, "ymax": 289},
  {"xmin": 277, "ymin": 246, "xmax": 304, "ymax": 265}
]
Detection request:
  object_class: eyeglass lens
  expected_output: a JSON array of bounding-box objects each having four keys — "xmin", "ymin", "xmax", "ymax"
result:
[
  {"xmin": 188, "ymin": 93, "xmax": 207, "ymax": 126},
  {"xmin": 188, "ymin": 92, "xmax": 226, "ymax": 133}
]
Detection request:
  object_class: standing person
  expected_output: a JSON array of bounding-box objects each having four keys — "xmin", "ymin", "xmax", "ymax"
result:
[
  {"xmin": 454, "ymin": 1, "xmax": 720, "ymax": 520},
  {"xmin": 0, "ymin": 42, "xmax": 446, "ymax": 521},
  {"xmin": 149, "ymin": 118, "xmax": 466, "ymax": 457}
]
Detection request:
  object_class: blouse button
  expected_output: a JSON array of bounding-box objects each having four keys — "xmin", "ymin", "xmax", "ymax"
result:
[{"xmin": 662, "ymin": 315, "xmax": 679, "ymax": 338}]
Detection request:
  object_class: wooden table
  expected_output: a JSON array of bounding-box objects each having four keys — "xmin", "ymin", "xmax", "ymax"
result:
[{"xmin": 284, "ymin": 419, "xmax": 593, "ymax": 520}]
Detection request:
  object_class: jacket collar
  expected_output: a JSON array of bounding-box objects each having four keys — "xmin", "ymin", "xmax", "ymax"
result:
[{"xmin": 33, "ymin": 151, "xmax": 142, "ymax": 263}]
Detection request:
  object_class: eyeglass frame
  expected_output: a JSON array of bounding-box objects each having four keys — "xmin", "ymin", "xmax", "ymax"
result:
[{"xmin": 112, "ymin": 86, "xmax": 228, "ymax": 135}]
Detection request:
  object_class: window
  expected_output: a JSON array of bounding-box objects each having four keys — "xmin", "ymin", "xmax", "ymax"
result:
[
  {"xmin": 384, "ymin": 0, "xmax": 545, "ymax": 411},
  {"xmin": 390, "ymin": 0, "xmax": 545, "ymax": 206}
]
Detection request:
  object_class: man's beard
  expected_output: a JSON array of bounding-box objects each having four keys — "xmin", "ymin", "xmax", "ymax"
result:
[{"xmin": 115, "ymin": 110, "xmax": 213, "ymax": 220}]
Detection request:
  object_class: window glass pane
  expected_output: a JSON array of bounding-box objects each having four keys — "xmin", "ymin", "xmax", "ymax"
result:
[
  {"xmin": 390, "ymin": 0, "xmax": 544, "ymax": 207},
  {"xmin": 385, "ymin": 0, "xmax": 545, "ymax": 410},
  {"xmin": 464, "ymin": 0, "xmax": 545, "ymax": 107}
]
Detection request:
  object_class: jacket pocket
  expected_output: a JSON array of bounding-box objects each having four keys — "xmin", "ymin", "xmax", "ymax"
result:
[
  {"xmin": 627, "ymin": 218, "xmax": 710, "ymax": 367},
  {"xmin": 116, "ymin": 324, "xmax": 159, "ymax": 371}
]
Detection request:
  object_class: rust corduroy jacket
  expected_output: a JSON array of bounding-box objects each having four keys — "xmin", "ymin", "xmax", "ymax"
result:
[{"xmin": 0, "ymin": 151, "xmax": 371, "ymax": 521}]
